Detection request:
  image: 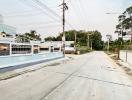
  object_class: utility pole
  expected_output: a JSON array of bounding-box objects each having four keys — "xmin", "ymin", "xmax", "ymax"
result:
[
  {"xmin": 87, "ymin": 34, "xmax": 90, "ymax": 48},
  {"xmin": 107, "ymin": 38, "xmax": 110, "ymax": 52},
  {"xmin": 74, "ymin": 31, "xmax": 77, "ymax": 49},
  {"xmin": 91, "ymin": 40, "xmax": 92, "ymax": 50},
  {"xmin": 106, "ymin": 34, "xmax": 112, "ymax": 52},
  {"xmin": 61, "ymin": 0, "xmax": 68, "ymax": 57},
  {"xmin": 87, "ymin": 33, "xmax": 92, "ymax": 49}
]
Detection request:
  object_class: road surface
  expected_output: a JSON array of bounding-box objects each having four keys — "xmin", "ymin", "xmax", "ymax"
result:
[{"xmin": 0, "ymin": 51, "xmax": 132, "ymax": 100}]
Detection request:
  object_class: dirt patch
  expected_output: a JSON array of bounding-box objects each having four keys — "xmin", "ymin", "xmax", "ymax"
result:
[
  {"xmin": 116, "ymin": 62, "xmax": 132, "ymax": 76},
  {"xmin": 47, "ymin": 63, "xmax": 61, "ymax": 66},
  {"xmin": 127, "ymin": 71, "xmax": 132, "ymax": 75},
  {"xmin": 106, "ymin": 52, "xmax": 132, "ymax": 77}
]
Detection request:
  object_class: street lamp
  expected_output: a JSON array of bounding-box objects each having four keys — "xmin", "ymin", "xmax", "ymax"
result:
[
  {"xmin": 106, "ymin": 34, "xmax": 112, "ymax": 52},
  {"xmin": 87, "ymin": 33, "xmax": 92, "ymax": 49},
  {"xmin": 106, "ymin": 12, "xmax": 130, "ymax": 60}
]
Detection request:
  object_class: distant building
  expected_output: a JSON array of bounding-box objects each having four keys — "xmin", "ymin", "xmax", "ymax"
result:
[
  {"xmin": 0, "ymin": 14, "xmax": 16, "ymax": 38},
  {"xmin": 0, "ymin": 15, "xmax": 63, "ymax": 56},
  {"xmin": 0, "ymin": 14, "xmax": 3, "ymax": 24},
  {"xmin": 0, "ymin": 24, "xmax": 16, "ymax": 37},
  {"xmin": 40, "ymin": 41, "xmax": 75, "ymax": 54},
  {"xmin": 40, "ymin": 41, "xmax": 62, "ymax": 53}
]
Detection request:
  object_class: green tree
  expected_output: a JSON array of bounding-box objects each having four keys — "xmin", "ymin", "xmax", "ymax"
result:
[
  {"xmin": 16, "ymin": 30, "xmax": 41, "ymax": 42},
  {"xmin": 45, "ymin": 36, "xmax": 57, "ymax": 41},
  {"xmin": 44, "ymin": 30, "xmax": 104, "ymax": 50},
  {"xmin": 115, "ymin": 14, "xmax": 126, "ymax": 39},
  {"xmin": 90, "ymin": 31, "xmax": 104, "ymax": 50},
  {"xmin": 124, "ymin": 6, "xmax": 132, "ymax": 41},
  {"xmin": 116, "ymin": 6, "xmax": 132, "ymax": 41}
]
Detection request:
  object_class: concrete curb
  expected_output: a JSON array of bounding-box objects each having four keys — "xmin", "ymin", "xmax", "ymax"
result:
[{"xmin": 118, "ymin": 60, "xmax": 132, "ymax": 75}]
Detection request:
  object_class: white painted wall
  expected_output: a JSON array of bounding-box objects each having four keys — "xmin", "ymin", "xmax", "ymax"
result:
[{"xmin": 120, "ymin": 50, "xmax": 132, "ymax": 66}]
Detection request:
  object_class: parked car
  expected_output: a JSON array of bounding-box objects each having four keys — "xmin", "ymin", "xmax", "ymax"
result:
[{"xmin": 65, "ymin": 46, "xmax": 76, "ymax": 54}]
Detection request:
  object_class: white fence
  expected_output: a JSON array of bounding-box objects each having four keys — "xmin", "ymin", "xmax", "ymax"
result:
[{"xmin": 120, "ymin": 50, "xmax": 132, "ymax": 66}]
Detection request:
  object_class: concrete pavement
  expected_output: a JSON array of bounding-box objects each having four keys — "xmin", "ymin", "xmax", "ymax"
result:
[{"xmin": 0, "ymin": 51, "xmax": 132, "ymax": 100}]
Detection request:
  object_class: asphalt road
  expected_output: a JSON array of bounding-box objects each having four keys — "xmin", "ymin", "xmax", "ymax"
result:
[{"xmin": 0, "ymin": 51, "xmax": 132, "ymax": 100}]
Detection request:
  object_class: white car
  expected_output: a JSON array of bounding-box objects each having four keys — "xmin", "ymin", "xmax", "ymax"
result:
[{"xmin": 65, "ymin": 46, "xmax": 76, "ymax": 54}]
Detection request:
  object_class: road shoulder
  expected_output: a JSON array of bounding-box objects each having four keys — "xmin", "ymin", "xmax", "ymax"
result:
[
  {"xmin": 0, "ymin": 57, "xmax": 70, "ymax": 81},
  {"xmin": 105, "ymin": 51, "xmax": 132, "ymax": 80}
]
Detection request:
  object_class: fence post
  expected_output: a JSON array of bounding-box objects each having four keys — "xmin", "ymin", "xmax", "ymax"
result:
[
  {"xmin": 126, "ymin": 50, "xmax": 128, "ymax": 62},
  {"xmin": 117, "ymin": 48, "xmax": 120, "ymax": 60}
]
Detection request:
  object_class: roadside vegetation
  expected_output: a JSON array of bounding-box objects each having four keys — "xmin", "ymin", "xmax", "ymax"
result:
[
  {"xmin": 16, "ymin": 30, "xmax": 41, "ymax": 42},
  {"xmin": 105, "ymin": 6, "xmax": 132, "ymax": 53},
  {"xmin": 16, "ymin": 6, "xmax": 132, "ymax": 55},
  {"xmin": 45, "ymin": 30, "xmax": 104, "ymax": 54}
]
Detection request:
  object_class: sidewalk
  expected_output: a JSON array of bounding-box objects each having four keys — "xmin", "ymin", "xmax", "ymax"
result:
[
  {"xmin": 106, "ymin": 51, "xmax": 132, "ymax": 76},
  {"xmin": 0, "ymin": 57, "xmax": 70, "ymax": 81},
  {"xmin": 0, "ymin": 53, "xmax": 92, "ymax": 81}
]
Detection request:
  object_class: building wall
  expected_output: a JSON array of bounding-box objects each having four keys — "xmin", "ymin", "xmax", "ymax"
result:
[
  {"xmin": 0, "ymin": 14, "xmax": 3, "ymax": 24},
  {"xmin": 0, "ymin": 43, "xmax": 10, "ymax": 56},
  {"xmin": 0, "ymin": 24, "xmax": 16, "ymax": 36},
  {"xmin": 12, "ymin": 44, "xmax": 32, "ymax": 54}
]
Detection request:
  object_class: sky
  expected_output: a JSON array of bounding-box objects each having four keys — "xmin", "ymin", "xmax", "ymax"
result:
[{"xmin": 0, "ymin": 0, "xmax": 132, "ymax": 40}]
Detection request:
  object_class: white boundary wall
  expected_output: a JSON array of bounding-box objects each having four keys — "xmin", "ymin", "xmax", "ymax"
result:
[{"xmin": 120, "ymin": 50, "xmax": 132, "ymax": 66}]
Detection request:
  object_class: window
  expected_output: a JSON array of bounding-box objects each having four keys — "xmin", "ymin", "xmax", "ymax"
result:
[{"xmin": 12, "ymin": 45, "xmax": 32, "ymax": 54}]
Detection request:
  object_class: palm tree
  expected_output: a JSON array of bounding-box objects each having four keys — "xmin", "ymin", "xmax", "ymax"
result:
[
  {"xmin": 115, "ymin": 24, "xmax": 121, "ymax": 39},
  {"xmin": 116, "ymin": 14, "xmax": 126, "ymax": 39},
  {"xmin": 124, "ymin": 6, "xmax": 132, "ymax": 16},
  {"xmin": 122, "ymin": 18, "xmax": 131, "ymax": 30},
  {"xmin": 118, "ymin": 14, "xmax": 126, "ymax": 22}
]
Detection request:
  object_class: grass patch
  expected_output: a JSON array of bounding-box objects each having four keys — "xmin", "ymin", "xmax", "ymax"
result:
[{"xmin": 76, "ymin": 46, "xmax": 91, "ymax": 54}]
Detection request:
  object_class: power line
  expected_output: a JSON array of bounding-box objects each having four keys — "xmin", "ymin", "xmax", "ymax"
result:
[
  {"xmin": 17, "ymin": 0, "xmax": 74, "ymax": 29},
  {"xmin": 31, "ymin": 0, "xmax": 61, "ymax": 20},
  {"xmin": 15, "ymin": 20, "xmax": 60, "ymax": 25},
  {"xmin": 66, "ymin": 0, "xmax": 72, "ymax": 4},
  {"xmin": 4, "ymin": 11, "xmax": 43, "ymax": 17},
  {"xmin": 18, "ymin": 24, "xmax": 61, "ymax": 28},
  {"xmin": 16, "ymin": 0, "xmax": 74, "ymax": 33},
  {"xmin": 70, "ymin": 0, "xmax": 84, "ymax": 29},
  {"xmin": 76, "ymin": 0, "xmax": 87, "ymax": 29},
  {"xmin": 19, "ymin": 0, "xmax": 61, "ymax": 22},
  {"xmin": 17, "ymin": 24, "xmax": 62, "ymax": 31},
  {"xmin": 31, "ymin": 0, "xmax": 74, "ymax": 29}
]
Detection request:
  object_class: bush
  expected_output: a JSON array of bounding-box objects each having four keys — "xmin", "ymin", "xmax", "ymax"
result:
[{"xmin": 76, "ymin": 46, "xmax": 91, "ymax": 54}]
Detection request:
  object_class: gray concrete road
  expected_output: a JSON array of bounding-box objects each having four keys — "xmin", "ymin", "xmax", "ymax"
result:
[{"xmin": 0, "ymin": 51, "xmax": 132, "ymax": 100}]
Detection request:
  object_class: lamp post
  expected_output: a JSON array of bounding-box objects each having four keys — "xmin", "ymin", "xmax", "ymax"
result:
[
  {"xmin": 87, "ymin": 33, "xmax": 92, "ymax": 49},
  {"xmin": 91, "ymin": 40, "xmax": 93, "ymax": 50},
  {"xmin": 106, "ymin": 34, "xmax": 112, "ymax": 52}
]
